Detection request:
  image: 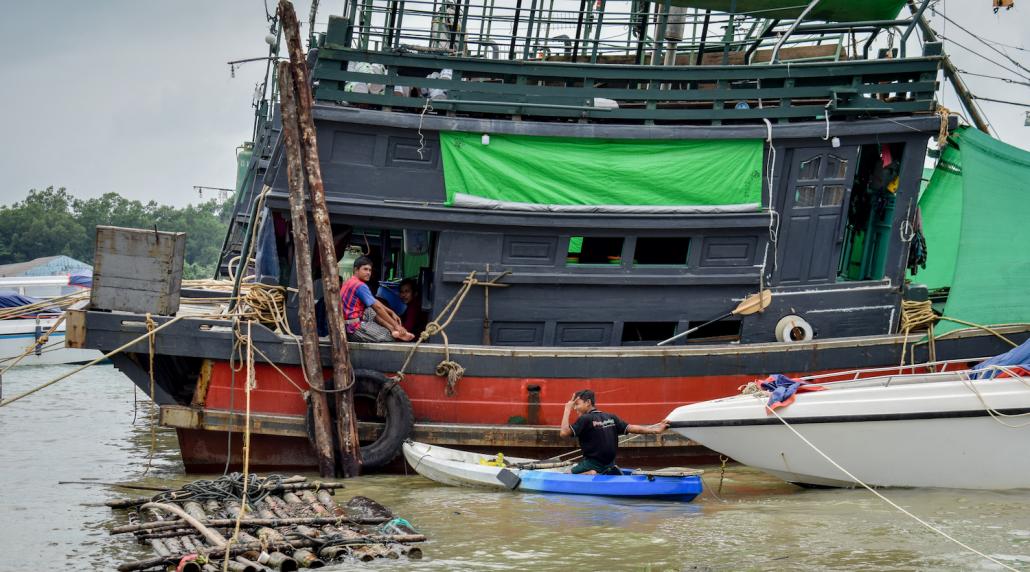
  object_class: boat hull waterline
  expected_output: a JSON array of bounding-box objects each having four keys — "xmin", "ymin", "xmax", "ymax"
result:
[{"xmin": 667, "ymin": 374, "xmax": 1030, "ymax": 489}]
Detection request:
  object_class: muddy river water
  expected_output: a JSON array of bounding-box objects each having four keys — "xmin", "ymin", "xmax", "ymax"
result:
[{"xmin": 2, "ymin": 365, "xmax": 1028, "ymax": 571}]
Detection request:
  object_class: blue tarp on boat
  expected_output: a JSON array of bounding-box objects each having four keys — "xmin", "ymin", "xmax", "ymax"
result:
[
  {"xmin": 972, "ymin": 338, "xmax": 1030, "ymax": 379},
  {"xmin": 0, "ymin": 291, "xmax": 59, "ymax": 315},
  {"xmin": 68, "ymin": 272, "xmax": 92, "ymax": 288}
]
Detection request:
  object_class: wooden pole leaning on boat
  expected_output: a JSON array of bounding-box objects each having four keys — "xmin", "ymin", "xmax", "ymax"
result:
[
  {"xmin": 279, "ymin": 0, "xmax": 362, "ymax": 477},
  {"xmin": 657, "ymin": 289, "xmax": 772, "ymax": 346},
  {"xmin": 277, "ymin": 60, "xmax": 338, "ymax": 479}
]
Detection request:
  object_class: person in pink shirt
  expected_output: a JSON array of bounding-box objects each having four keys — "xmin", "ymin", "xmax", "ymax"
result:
[{"xmin": 340, "ymin": 256, "xmax": 414, "ymax": 342}]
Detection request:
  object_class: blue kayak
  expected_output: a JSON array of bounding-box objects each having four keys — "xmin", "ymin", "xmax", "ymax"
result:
[
  {"xmin": 403, "ymin": 441, "xmax": 703, "ymax": 501},
  {"xmin": 517, "ymin": 468, "xmax": 702, "ymax": 500}
]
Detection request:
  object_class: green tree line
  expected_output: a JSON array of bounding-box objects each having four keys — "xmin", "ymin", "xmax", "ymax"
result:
[{"xmin": 0, "ymin": 187, "xmax": 233, "ymax": 279}]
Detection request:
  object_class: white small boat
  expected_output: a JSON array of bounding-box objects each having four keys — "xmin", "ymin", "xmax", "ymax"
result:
[
  {"xmin": 0, "ymin": 276, "xmax": 101, "ymax": 366},
  {"xmin": 402, "ymin": 441, "xmax": 703, "ymax": 499},
  {"xmin": 403, "ymin": 441, "xmax": 537, "ymax": 489},
  {"xmin": 666, "ymin": 355, "xmax": 1030, "ymax": 490},
  {"xmin": 0, "ymin": 317, "xmax": 101, "ymax": 366}
]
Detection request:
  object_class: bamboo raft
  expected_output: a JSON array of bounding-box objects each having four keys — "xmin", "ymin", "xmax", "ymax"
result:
[{"xmin": 108, "ymin": 473, "xmax": 425, "ymax": 571}]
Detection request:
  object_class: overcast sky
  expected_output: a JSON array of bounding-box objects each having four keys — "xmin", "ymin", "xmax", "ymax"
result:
[{"xmin": 1, "ymin": 1, "xmax": 1026, "ymax": 208}]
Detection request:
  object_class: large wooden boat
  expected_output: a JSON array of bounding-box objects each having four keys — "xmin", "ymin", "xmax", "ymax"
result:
[{"xmin": 72, "ymin": 0, "xmax": 1030, "ymax": 471}]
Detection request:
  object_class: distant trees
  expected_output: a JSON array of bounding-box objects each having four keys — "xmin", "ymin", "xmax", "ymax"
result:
[{"xmin": 0, "ymin": 187, "xmax": 233, "ymax": 279}]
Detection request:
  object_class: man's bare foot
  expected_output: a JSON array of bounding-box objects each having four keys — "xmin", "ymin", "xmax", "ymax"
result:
[
  {"xmin": 392, "ymin": 330, "xmax": 416, "ymax": 342},
  {"xmin": 581, "ymin": 470, "xmax": 597, "ymax": 475}
]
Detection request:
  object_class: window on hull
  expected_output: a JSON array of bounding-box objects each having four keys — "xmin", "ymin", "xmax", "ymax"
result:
[
  {"xmin": 684, "ymin": 319, "xmax": 741, "ymax": 344},
  {"xmin": 633, "ymin": 237, "xmax": 690, "ymax": 266},
  {"xmin": 567, "ymin": 236, "xmax": 624, "ymax": 265},
  {"xmin": 621, "ymin": 322, "xmax": 677, "ymax": 345}
]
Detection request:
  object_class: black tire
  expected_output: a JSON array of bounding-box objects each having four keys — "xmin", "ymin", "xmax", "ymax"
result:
[{"xmin": 353, "ymin": 369, "xmax": 414, "ymax": 468}]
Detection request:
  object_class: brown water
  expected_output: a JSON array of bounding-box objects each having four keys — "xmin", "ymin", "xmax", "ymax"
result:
[{"xmin": 2, "ymin": 364, "xmax": 1029, "ymax": 571}]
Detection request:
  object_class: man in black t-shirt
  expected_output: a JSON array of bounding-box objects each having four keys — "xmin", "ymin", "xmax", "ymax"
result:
[{"xmin": 559, "ymin": 389, "xmax": 669, "ymax": 475}]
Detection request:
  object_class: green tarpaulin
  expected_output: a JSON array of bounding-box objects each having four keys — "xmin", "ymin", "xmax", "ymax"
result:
[
  {"xmin": 913, "ymin": 142, "xmax": 962, "ymax": 290},
  {"xmin": 913, "ymin": 127, "xmax": 1030, "ymax": 333},
  {"xmin": 440, "ymin": 133, "xmax": 763, "ymax": 212},
  {"xmin": 668, "ymin": 0, "xmax": 907, "ymax": 22}
]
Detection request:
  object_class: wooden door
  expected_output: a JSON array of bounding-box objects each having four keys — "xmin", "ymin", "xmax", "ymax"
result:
[{"xmin": 775, "ymin": 146, "xmax": 859, "ymax": 285}]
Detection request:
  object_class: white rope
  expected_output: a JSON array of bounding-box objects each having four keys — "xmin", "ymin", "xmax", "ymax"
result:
[
  {"xmin": 822, "ymin": 101, "xmax": 832, "ymax": 141},
  {"xmin": 762, "ymin": 118, "xmax": 780, "ymax": 278},
  {"xmin": 416, "ymin": 97, "xmax": 433, "ymax": 160},
  {"xmin": 958, "ymin": 367, "xmax": 1030, "ymax": 428},
  {"xmin": 763, "ymin": 399, "xmax": 1018, "ymax": 571}
]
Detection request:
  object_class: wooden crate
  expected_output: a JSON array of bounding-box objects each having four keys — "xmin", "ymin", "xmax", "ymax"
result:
[{"xmin": 90, "ymin": 226, "xmax": 186, "ymax": 315}]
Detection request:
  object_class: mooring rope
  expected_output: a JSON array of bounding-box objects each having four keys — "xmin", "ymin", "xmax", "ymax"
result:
[
  {"xmin": 760, "ymin": 395, "xmax": 1019, "ymax": 571},
  {"xmin": 141, "ymin": 313, "xmax": 159, "ymax": 477},
  {"xmin": 957, "ymin": 366, "xmax": 1030, "ymax": 429},
  {"xmin": 222, "ymin": 320, "xmax": 257, "ymax": 572}
]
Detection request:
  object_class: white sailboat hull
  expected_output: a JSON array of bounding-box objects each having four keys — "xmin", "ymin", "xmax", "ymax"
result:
[{"xmin": 667, "ymin": 373, "xmax": 1030, "ymax": 489}]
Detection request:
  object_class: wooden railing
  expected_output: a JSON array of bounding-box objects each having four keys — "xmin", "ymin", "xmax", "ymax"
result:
[{"xmin": 313, "ymin": 46, "xmax": 940, "ymax": 125}]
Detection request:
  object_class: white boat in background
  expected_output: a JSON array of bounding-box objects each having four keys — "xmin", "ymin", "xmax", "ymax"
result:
[
  {"xmin": 0, "ymin": 317, "xmax": 101, "ymax": 367},
  {"xmin": 0, "ymin": 275, "xmax": 101, "ymax": 367},
  {"xmin": 666, "ymin": 351, "xmax": 1030, "ymax": 490}
]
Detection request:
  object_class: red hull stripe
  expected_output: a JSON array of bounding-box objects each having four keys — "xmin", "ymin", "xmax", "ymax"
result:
[{"xmin": 204, "ymin": 362, "xmax": 906, "ymax": 425}]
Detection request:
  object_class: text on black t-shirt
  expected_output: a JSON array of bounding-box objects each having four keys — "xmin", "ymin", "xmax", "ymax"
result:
[{"xmin": 570, "ymin": 410, "xmax": 629, "ymax": 466}]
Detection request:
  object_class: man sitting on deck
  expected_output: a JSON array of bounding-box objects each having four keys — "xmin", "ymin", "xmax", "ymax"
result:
[
  {"xmin": 560, "ymin": 389, "xmax": 669, "ymax": 475},
  {"xmin": 340, "ymin": 256, "xmax": 415, "ymax": 342}
]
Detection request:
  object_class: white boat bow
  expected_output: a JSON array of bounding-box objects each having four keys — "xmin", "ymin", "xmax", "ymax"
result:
[{"xmin": 667, "ymin": 368, "xmax": 1030, "ymax": 489}]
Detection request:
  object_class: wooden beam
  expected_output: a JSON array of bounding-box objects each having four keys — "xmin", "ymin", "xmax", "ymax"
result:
[
  {"xmin": 277, "ymin": 59, "xmax": 339, "ymax": 478},
  {"xmin": 280, "ymin": 0, "xmax": 362, "ymax": 477}
]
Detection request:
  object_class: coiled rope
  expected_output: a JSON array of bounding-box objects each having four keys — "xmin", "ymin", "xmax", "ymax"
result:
[
  {"xmin": 898, "ymin": 300, "xmax": 1019, "ymax": 367},
  {"xmin": 151, "ymin": 473, "xmax": 285, "ymax": 506}
]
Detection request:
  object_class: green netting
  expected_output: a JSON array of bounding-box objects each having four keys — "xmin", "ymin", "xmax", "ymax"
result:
[
  {"xmin": 440, "ymin": 133, "xmax": 763, "ymax": 209},
  {"xmin": 928, "ymin": 127, "xmax": 1030, "ymax": 333},
  {"xmin": 668, "ymin": 0, "xmax": 906, "ymax": 22},
  {"xmin": 911, "ymin": 141, "xmax": 963, "ymax": 290}
]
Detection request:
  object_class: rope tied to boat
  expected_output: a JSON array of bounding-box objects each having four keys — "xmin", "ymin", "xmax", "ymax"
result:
[
  {"xmin": 387, "ymin": 271, "xmax": 488, "ymax": 406},
  {"xmin": 765, "ymin": 405, "xmax": 1020, "ymax": 572},
  {"xmin": 142, "ymin": 313, "xmax": 159, "ymax": 478},
  {"xmin": 899, "ymin": 299, "xmax": 937, "ymax": 367},
  {"xmin": 898, "ymin": 300, "xmax": 1019, "ymax": 368},
  {"xmin": 738, "ymin": 380, "xmax": 768, "ymax": 397},
  {"xmin": 935, "ymin": 104, "xmax": 951, "ymax": 148}
]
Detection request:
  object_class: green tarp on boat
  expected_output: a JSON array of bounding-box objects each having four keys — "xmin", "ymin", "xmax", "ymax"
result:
[
  {"xmin": 440, "ymin": 133, "xmax": 763, "ymax": 213},
  {"xmin": 914, "ymin": 127, "xmax": 1030, "ymax": 333}
]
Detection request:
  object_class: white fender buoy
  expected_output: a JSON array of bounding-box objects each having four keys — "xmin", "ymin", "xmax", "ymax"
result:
[{"xmin": 775, "ymin": 315, "xmax": 814, "ymax": 343}]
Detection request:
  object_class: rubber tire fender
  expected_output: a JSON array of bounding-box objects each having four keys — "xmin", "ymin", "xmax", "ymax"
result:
[{"xmin": 353, "ymin": 369, "xmax": 414, "ymax": 468}]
